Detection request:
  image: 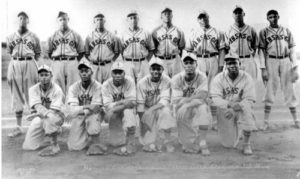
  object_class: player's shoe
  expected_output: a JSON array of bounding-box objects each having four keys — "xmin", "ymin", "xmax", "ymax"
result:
[
  {"xmin": 261, "ymin": 121, "xmax": 270, "ymax": 131},
  {"xmin": 200, "ymin": 144, "xmax": 210, "ymax": 156},
  {"xmin": 7, "ymin": 126, "xmax": 23, "ymax": 137},
  {"xmin": 242, "ymin": 143, "xmax": 253, "ymax": 155}
]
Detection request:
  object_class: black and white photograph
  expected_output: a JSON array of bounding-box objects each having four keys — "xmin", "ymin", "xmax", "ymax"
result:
[{"xmin": 1, "ymin": 0, "xmax": 300, "ymax": 178}]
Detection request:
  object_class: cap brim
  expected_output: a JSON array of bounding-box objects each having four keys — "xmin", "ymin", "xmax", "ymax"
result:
[
  {"xmin": 127, "ymin": 13, "xmax": 137, "ymax": 17},
  {"xmin": 78, "ymin": 64, "xmax": 90, "ymax": 70}
]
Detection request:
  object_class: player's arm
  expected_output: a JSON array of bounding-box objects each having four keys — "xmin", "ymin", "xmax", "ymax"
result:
[
  {"xmin": 218, "ymin": 49, "xmax": 225, "ymax": 72},
  {"xmin": 178, "ymin": 29, "xmax": 186, "ymax": 57},
  {"xmin": 111, "ymin": 36, "xmax": 122, "ymax": 62},
  {"xmin": 45, "ymin": 36, "xmax": 53, "ymax": 59},
  {"xmin": 6, "ymin": 36, "xmax": 13, "ymax": 55},
  {"xmin": 210, "ymin": 76, "xmax": 230, "ymax": 109},
  {"xmin": 33, "ymin": 34, "xmax": 41, "ymax": 60},
  {"xmin": 218, "ymin": 31, "xmax": 227, "ymax": 72},
  {"xmin": 251, "ymin": 27, "xmax": 259, "ymax": 57},
  {"xmin": 287, "ymin": 29, "xmax": 298, "ymax": 67},
  {"xmin": 76, "ymin": 33, "xmax": 85, "ymax": 61}
]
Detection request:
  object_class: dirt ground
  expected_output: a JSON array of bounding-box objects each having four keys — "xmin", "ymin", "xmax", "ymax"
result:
[{"xmin": 2, "ymin": 79, "xmax": 300, "ymax": 179}]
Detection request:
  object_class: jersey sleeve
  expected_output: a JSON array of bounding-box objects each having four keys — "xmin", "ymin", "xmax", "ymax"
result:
[
  {"xmin": 210, "ymin": 74, "xmax": 229, "ymax": 109},
  {"xmin": 137, "ymin": 81, "xmax": 146, "ymax": 112},
  {"xmin": 124, "ymin": 77, "xmax": 136, "ymax": 101},
  {"xmin": 194, "ymin": 73, "xmax": 208, "ymax": 94},
  {"xmin": 75, "ymin": 32, "xmax": 85, "ymax": 53},
  {"xmin": 251, "ymin": 27, "xmax": 259, "ymax": 51},
  {"xmin": 113, "ymin": 35, "xmax": 122, "ymax": 54},
  {"xmin": 185, "ymin": 31, "xmax": 194, "ymax": 52},
  {"xmin": 287, "ymin": 28, "xmax": 296, "ymax": 48},
  {"xmin": 33, "ymin": 33, "xmax": 41, "ymax": 55},
  {"xmin": 50, "ymin": 86, "xmax": 64, "ymax": 111},
  {"xmin": 178, "ymin": 28, "xmax": 186, "ymax": 50},
  {"xmin": 102, "ymin": 81, "xmax": 114, "ymax": 108},
  {"xmin": 29, "ymin": 86, "xmax": 42, "ymax": 109},
  {"xmin": 171, "ymin": 75, "xmax": 184, "ymax": 102},
  {"xmin": 218, "ymin": 31, "xmax": 226, "ymax": 50},
  {"xmin": 45, "ymin": 36, "xmax": 53, "ymax": 55},
  {"xmin": 6, "ymin": 36, "xmax": 13, "ymax": 54},
  {"xmin": 146, "ymin": 32, "xmax": 155, "ymax": 51},
  {"xmin": 66, "ymin": 84, "xmax": 79, "ymax": 105},
  {"xmin": 258, "ymin": 29, "xmax": 267, "ymax": 49},
  {"xmin": 91, "ymin": 84, "xmax": 103, "ymax": 105},
  {"xmin": 84, "ymin": 34, "xmax": 91, "ymax": 56},
  {"xmin": 159, "ymin": 77, "xmax": 171, "ymax": 106}
]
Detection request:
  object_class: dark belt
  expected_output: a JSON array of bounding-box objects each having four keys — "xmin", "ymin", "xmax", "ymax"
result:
[
  {"xmin": 92, "ymin": 60, "xmax": 112, "ymax": 66},
  {"xmin": 125, "ymin": 58, "xmax": 145, "ymax": 62},
  {"xmin": 197, "ymin": 53, "xmax": 218, "ymax": 58},
  {"xmin": 13, "ymin": 57, "xmax": 33, "ymax": 61},
  {"xmin": 269, "ymin": 55, "xmax": 289, "ymax": 59},
  {"xmin": 239, "ymin": 55, "xmax": 251, "ymax": 58},
  {"xmin": 52, "ymin": 56, "xmax": 76, "ymax": 61},
  {"xmin": 158, "ymin": 55, "xmax": 177, "ymax": 60}
]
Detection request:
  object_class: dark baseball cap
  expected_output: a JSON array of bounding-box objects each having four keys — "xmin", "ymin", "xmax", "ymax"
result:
[
  {"xmin": 198, "ymin": 10, "xmax": 208, "ymax": 19},
  {"xmin": 38, "ymin": 65, "xmax": 52, "ymax": 73},
  {"xmin": 224, "ymin": 54, "xmax": 239, "ymax": 62},
  {"xmin": 57, "ymin": 11, "xmax": 68, "ymax": 18},
  {"xmin": 78, "ymin": 59, "xmax": 93, "ymax": 71},
  {"xmin": 127, "ymin": 10, "xmax": 138, "ymax": 17},
  {"xmin": 94, "ymin": 13, "xmax": 105, "ymax": 18},
  {"xmin": 161, "ymin": 7, "xmax": 172, "ymax": 14},
  {"xmin": 18, "ymin": 11, "xmax": 28, "ymax": 18},
  {"xmin": 233, "ymin": 5, "xmax": 244, "ymax": 13},
  {"xmin": 267, "ymin": 9, "xmax": 279, "ymax": 17}
]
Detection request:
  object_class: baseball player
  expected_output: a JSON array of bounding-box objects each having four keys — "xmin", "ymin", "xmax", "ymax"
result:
[
  {"xmin": 226, "ymin": 6, "xmax": 259, "ymax": 80},
  {"xmin": 185, "ymin": 10, "xmax": 226, "ymax": 129},
  {"xmin": 137, "ymin": 58, "xmax": 176, "ymax": 152},
  {"xmin": 121, "ymin": 10, "xmax": 155, "ymax": 83},
  {"xmin": 66, "ymin": 59, "xmax": 106, "ymax": 155},
  {"xmin": 85, "ymin": 13, "xmax": 121, "ymax": 84},
  {"xmin": 46, "ymin": 11, "xmax": 85, "ymax": 94},
  {"xmin": 6, "ymin": 12, "xmax": 41, "ymax": 137},
  {"xmin": 152, "ymin": 7, "xmax": 185, "ymax": 78},
  {"xmin": 102, "ymin": 62, "xmax": 138, "ymax": 156},
  {"xmin": 210, "ymin": 55, "xmax": 257, "ymax": 155},
  {"xmin": 258, "ymin": 10, "xmax": 299, "ymax": 130},
  {"xmin": 22, "ymin": 65, "xmax": 65, "ymax": 157},
  {"xmin": 172, "ymin": 53, "xmax": 211, "ymax": 155}
]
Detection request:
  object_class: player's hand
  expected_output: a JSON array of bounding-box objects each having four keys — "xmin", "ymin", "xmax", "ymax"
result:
[
  {"xmin": 231, "ymin": 102, "xmax": 243, "ymax": 112},
  {"xmin": 84, "ymin": 105, "xmax": 102, "ymax": 113},
  {"xmin": 261, "ymin": 68, "xmax": 269, "ymax": 86},
  {"xmin": 224, "ymin": 108, "xmax": 235, "ymax": 119},
  {"xmin": 291, "ymin": 66, "xmax": 299, "ymax": 83}
]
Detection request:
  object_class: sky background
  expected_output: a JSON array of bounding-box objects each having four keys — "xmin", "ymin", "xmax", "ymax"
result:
[{"xmin": 1, "ymin": 0, "xmax": 300, "ymax": 51}]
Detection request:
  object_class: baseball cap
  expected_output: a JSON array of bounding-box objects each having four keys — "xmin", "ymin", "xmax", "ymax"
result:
[
  {"xmin": 233, "ymin": 5, "xmax": 244, "ymax": 13},
  {"xmin": 78, "ymin": 59, "xmax": 93, "ymax": 71},
  {"xmin": 111, "ymin": 61, "xmax": 125, "ymax": 71},
  {"xmin": 127, "ymin": 10, "xmax": 138, "ymax": 17},
  {"xmin": 182, "ymin": 53, "xmax": 197, "ymax": 62},
  {"xmin": 57, "ymin": 11, "xmax": 68, "ymax": 18},
  {"xmin": 224, "ymin": 54, "xmax": 239, "ymax": 62},
  {"xmin": 149, "ymin": 58, "xmax": 164, "ymax": 68},
  {"xmin": 161, "ymin": 7, "xmax": 172, "ymax": 14},
  {"xmin": 267, "ymin": 9, "xmax": 279, "ymax": 17},
  {"xmin": 18, "ymin": 11, "xmax": 28, "ymax": 18},
  {"xmin": 198, "ymin": 10, "xmax": 208, "ymax": 18},
  {"xmin": 94, "ymin": 13, "xmax": 105, "ymax": 18},
  {"xmin": 38, "ymin": 65, "xmax": 52, "ymax": 73}
]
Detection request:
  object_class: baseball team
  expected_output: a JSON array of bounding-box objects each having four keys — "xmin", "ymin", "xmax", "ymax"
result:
[{"xmin": 5, "ymin": 5, "xmax": 299, "ymax": 157}]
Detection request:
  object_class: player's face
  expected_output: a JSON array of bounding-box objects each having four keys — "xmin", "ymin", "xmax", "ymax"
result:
[
  {"xmin": 161, "ymin": 12, "xmax": 173, "ymax": 23},
  {"xmin": 79, "ymin": 67, "xmax": 92, "ymax": 82},
  {"xmin": 150, "ymin": 64, "xmax": 163, "ymax": 80},
  {"xmin": 183, "ymin": 59, "xmax": 197, "ymax": 75},
  {"xmin": 57, "ymin": 15, "xmax": 69, "ymax": 30},
  {"xmin": 127, "ymin": 15, "xmax": 139, "ymax": 28},
  {"xmin": 18, "ymin": 15, "xmax": 29, "ymax": 28},
  {"xmin": 267, "ymin": 14, "xmax": 279, "ymax": 26},
  {"xmin": 112, "ymin": 70, "xmax": 125, "ymax": 85},
  {"xmin": 198, "ymin": 15, "xmax": 209, "ymax": 27},
  {"xmin": 226, "ymin": 59, "xmax": 240, "ymax": 74},
  {"xmin": 233, "ymin": 10, "xmax": 245, "ymax": 23},
  {"xmin": 94, "ymin": 17, "xmax": 105, "ymax": 29},
  {"xmin": 38, "ymin": 71, "xmax": 52, "ymax": 85}
]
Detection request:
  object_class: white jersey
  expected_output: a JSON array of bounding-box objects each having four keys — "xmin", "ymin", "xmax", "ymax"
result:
[
  {"xmin": 46, "ymin": 29, "xmax": 85, "ymax": 57},
  {"xmin": 29, "ymin": 82, "xmax": 64, "ymax": 111},
  {"xmin": 186, "ymin": 27, "xmax": 226, "ymax": 55},
  {"xmin": 121, "ymin": 28, "xmax": 155, "ymax": 59},
  {"xmin": 137, "ymin": 74, "xmax": 171, "ymax": 111},
  {"xmin": 227, "ymin": 24, "xmax": 258, "ymax": 57},
  {"xmin": 210, "ymin": 70, "xmax": 256, "ymax": 109},
  {"xmin": 67, "ymin": 80, "xmax": 102, "ymax": 106},
  {"xmin": 152, "ymin": 25, "xmax": 185, "ymax": 57},
  {"xmin": 171, "ymin": 70, "xmax": 208, "ymax": 101},
  {"xmin": 258, "ymin": 25, "xmax": 295, "ymax": 57},
  {"xmin": 6, "ymin": 31, "xmax": 41, "ymax": 57},
  {"xmin": 85, "ymin": 29, "xmax": 121, "ymax": 61}
]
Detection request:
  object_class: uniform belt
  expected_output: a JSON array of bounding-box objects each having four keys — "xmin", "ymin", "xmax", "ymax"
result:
[
  {"xmin": 52, "ymin": 56, "xmax": 76, "ymax": 61},
  {"xmin": 125, "ymin": 58, "xmax": 145, "ymax": 62},
  {"xmin": 13, "ymin": 57, "xmax": 33, "ymax": 61},
  {"xmin": 239, "ymin": 55, "xmax": 251, "ymax": 58},
  {"xmin": 196, "ymin": 53, "xmax": 218, "ymax": 58},
  {"xmin": 269, "ymin": 55, "xmax": 289, "ymax": 59},
  {"xmin": 158, "ymin": 55, "xmax": 177, "ymax": 60},
  {"xmin": 92, "ymin": 60, "xmax": 111, "ymax": 66}
]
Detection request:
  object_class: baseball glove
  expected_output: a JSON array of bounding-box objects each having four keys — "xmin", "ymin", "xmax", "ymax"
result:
[{"xmin": 291, "ymin": 66, "xmax": 299, "ymax": 83}]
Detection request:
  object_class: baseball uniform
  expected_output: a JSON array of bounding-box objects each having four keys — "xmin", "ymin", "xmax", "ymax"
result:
[
  {"xmin": 186, "ymin": 26, "xmax": 226, "ymax": 88},
  {"xmin": 6, "ymin": 30, "xmax": 41, "ymax": 112},
  {"xmin": 46, "ymin": 29, "xmax": 85, "ymax": 94},
  {"xmin": 85, "ymin": 29, "xmax": 121, "ymax": 83},
  {"xmin": 23, "ymin": 82, "xmax": 64, "ymax": 150},
  {"xmin": 67, "ymin": 80, "xmax": 102, "ymax": 150},
  {"xmin": 226, "ymin": 24, "xmax": 259, "ymax": 79},
  {"xmin": 121, "ymin": 28, "xmax": 155, "ymax": 82},
  {"xmin": 259, "ymin": 25, "xmax": 297, "ymax": 107},
  {"xmin": 152, "ymin": 25, "xmax": 185, "ymax": 77}
]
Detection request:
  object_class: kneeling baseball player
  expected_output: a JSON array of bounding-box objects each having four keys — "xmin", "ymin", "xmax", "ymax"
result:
[
  {"xmin": 66, "ymin": 59, "xmax": 106, "ymax": 155},
  {"xmin": 210, "ymin": 54, "xmax": 257, "ymax": 155},
  {"xmin": 137, "ymin": 58, "xmax": 176, "ymax": 152},
  {"xmin": 172, "ymin": 53, "xmax": 211, "ymax": 155},
  {"xmin": 23, "ymin": 65, "xmax": 64, "ymax": 157},
  {"xmin": 102, "ymin": 61, "xmax": 138, "ymax": 156}
]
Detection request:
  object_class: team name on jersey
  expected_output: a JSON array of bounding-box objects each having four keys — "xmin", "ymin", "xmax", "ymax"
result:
[
  {"xmin": 52, "ymin": 38, "xmax": 76, "ymax": 50},
  {"xmin": 123, "ymin": 37, "xmax": 146, "ymax": 49},
  {"xmin": 89, "ymin": 38, "xmax": 112, "ymax": 50},
  {"xmin": 10, "ymin": 38, "xmax": 35, "ymax": 50},
  {"xmin": 78, "ymin": 94, "xmax": 93, "ymax": 105},
  {"xmin": 113, "ymin": 93, "xmax": 125, "ymax": 102},
  {"xmin": 145, "ymin": 89, "xmax": 160, "ymax": 98},
  {"xmin": 223, "ymin": 87, "xmax": 239, "ymax": 96},
  {"xmin": 228, "ymin": 33, "xmax": 251, "ymax": 44},
  {"xmin": 183, "ymin": 87, "xmax": 195, "ymax": 97},
  {"xmin": 191, "ymin": 35, "xmax": 217, "ymax": 48},
  {"xmin": 41, "ymin": 97, "xmax": 51, "ymax": 109},
  {"xmin": 157, "ymin": 34, "xmax": 179, "ymax": 44},
  {"xmin": 266, "ymin": 34, "xmax": 289, "ymax": 44}
]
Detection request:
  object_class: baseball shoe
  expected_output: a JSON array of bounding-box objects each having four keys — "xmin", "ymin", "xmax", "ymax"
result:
[
  {"xmin": 38, "ymin": 144, "xmax": 60, "ymax": 157},
  {"xmin": 166, "ymin": 143, "xmax": 175, "ymax": 153},
  {"xmin": 86, "ymin": 143, "xmax": 107, "ymax": 155},
  {"xmin": 200, "ymin": 144, "xmax": 210, "ymax": 156},
  {"xmin": 7, "ymin": 126, "xmax": 23, "ymax": 137},
  {"xmin": 242, "ymin": 143, "xmax": 253, "ymax": 156},
  {"xmin": 261, "ymin": 121, "xmax": 270, "ymax": 131},
  {"xmin": 182, "ymin": 143, "xmax": 200, "ymax": 154},
  {"xmin": 143, "ymin": 144, "xmax": 162, "ymax": 152},
  {"xmin": 294, "ymin": 121, "xmax": 300, "ymax": 129}
]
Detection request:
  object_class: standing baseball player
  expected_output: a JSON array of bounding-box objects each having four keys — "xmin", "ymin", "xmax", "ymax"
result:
[
  {"xmin": 66, "ymin": 59, "xmax": 106, "ymax": 155},
  {"xmin": 6, "ymin": 12, "xmax": 41, "ymax": 137},
  {"xmin": 85, "ymin": 13, "xmax": 121, "ymax": 84},
  {"xmin": 22, "ymin": 65, "xmax": 65, "ymax": 157},
  {"xmin": 258, "ymin": 10, "xmax": 299, "ymax": 129},
  {"xmin": 172, "ymin": 53, "xmax": 211, "ymax": 155},
  {"xmin": 137, "ymin": 58, "xmax": 176, "ymax": 152},
  {"xmin": 121, "ymin": 10, "xmax": 155, "ymax": 83},
  {"xmin": 226, "ymin": 6, "xmax": 259, "ymax": 80},
  {"xmin": 152, "ymin": 7, "xmax": 185, "ymax": 78},
  {"xmin": 210, "ymin": 55, "xmax": 257, "ymax": 155},
  {"xmin": 46, "ymin": 11, "xmax": 85, "ymax": 94},
  {"xmin": 102, "ymin": 61, "xmax": 138, "ymax": 156}
]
